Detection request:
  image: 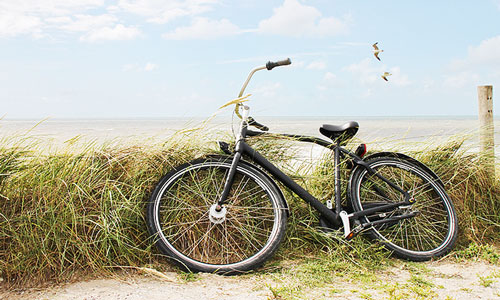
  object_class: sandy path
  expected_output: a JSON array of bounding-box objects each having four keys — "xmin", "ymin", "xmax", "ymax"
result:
[{"xmin": 2, "ymin": 260, "xmax": 499, "ymax": 300}]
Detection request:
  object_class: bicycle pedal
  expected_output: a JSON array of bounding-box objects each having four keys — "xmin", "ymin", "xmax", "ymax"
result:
[{"xmin": 345, "ymin": 225, "xmax": 363, "ymax": 241}]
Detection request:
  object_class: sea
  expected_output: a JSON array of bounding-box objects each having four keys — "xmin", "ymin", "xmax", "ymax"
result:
[{"xmin": 1, "ymin": 116, "xmax": 499, "ymax": 152}]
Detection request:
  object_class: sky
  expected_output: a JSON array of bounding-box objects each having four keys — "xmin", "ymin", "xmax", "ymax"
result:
[{"xmin": 1, "ymin": 0, "xmax": 500, "ymax": 118}]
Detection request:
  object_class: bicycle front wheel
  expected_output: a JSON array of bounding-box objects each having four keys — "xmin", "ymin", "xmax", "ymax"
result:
[
  {"xmin": 147, "ymin": 156, "xmax": 287, "ymax": 274},
  {"xmin": 349, "ymin": 156, "xmax": 458, "ymax": 261}
]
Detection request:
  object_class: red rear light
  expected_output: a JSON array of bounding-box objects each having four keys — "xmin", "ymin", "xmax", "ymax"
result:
[{"xmin": 355, "ymin": 144, "xmax": 367, "ymax": 158}]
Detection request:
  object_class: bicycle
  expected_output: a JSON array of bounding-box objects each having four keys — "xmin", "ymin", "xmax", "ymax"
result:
[{"xmin": 146, "ymin": 58, "xmax": 458, "ymax": 274}]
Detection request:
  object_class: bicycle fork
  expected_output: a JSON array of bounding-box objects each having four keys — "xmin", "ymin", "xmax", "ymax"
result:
[
  {"xmin": 216, "ymin": 150, "xmax": 242, "ymax": 211},
  {"xmin": 216, "ymin": 105, "xmax": 249, "ymax": 212}
]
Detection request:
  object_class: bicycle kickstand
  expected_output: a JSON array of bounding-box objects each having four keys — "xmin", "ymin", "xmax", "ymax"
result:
[{"xmin": 340, "ymin": 211, "xmax": 363, "ymax": 241}]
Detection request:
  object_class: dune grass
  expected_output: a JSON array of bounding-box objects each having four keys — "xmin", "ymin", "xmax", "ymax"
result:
[
  {"xmin": 0, "ymin": 130, "xmax": 499, "ymax": 287},
  {"xmin": 0, "ymin": 132, "xmax": 214, "ymax": 286}
]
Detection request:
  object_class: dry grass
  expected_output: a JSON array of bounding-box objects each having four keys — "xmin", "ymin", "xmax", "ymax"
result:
[{"xmin": 0, "ymin": 130, "xmax": 499, "ymax": 287}]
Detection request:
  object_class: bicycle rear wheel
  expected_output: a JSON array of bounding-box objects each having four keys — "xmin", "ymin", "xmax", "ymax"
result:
[
  {"xmin": 349, "ymin": 156, "xmax": 458, "ymax": 261},
  {"xmin": 147, "ymin": 156, "xmax": 287, "ymax": 274}
]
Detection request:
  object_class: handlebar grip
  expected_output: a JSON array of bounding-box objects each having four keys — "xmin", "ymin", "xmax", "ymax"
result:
[
  {"xmin": 247, "ymin": 117, "xmax": 269, "ymax": 132},
  {"xmin": 266, "ymin": 58, "xmax": 292, "ymax": 70}
]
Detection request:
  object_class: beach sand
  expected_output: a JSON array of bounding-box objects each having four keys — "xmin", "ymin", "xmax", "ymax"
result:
[{"xmin": 2, "ymin": 260, "xmax": 498, "ymax": 300}]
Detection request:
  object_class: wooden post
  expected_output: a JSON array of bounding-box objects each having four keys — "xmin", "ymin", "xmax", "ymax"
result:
[{"xmin": 478, "ymin": 85, "xmax": 494, "ymax": 178}]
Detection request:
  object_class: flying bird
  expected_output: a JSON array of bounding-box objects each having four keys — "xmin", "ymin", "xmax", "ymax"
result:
[
  {"xmin": 381, "ymin": 72, "xmax": 392, "ymax": 81},
  {"xmin": 372, "ymin": 42, "xmax": 383, "ymax": 61}
]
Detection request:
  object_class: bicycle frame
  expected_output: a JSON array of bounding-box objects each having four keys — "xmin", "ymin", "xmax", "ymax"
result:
[
  {"xmin": 217, "ymin": 111, "xmax": 416, "ymax": 237},
  {"xmin": 215, "ymin": 60, "xmax": 417, "ymax": 238}
]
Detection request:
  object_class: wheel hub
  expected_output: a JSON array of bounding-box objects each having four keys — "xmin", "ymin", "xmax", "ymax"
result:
[{"xmin": 209, "ymin": 204, "xmax": 227, "ymax": 224}]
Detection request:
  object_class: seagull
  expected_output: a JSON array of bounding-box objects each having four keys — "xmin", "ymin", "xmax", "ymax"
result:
[
  {"xmin": 372, "ymin": 42, "xmax": 383, "ymax": 61},
  {"xmin": 381, "ymin": 72, "xmax": 392, "ymax": 81}
]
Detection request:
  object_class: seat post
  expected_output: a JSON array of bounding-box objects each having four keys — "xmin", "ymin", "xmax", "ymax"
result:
[{"xmin": 334, "ymin": 140, "xmax": 342, "ymax": 215}]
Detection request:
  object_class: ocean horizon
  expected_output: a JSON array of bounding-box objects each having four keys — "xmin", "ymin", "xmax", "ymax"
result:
[{"xmin": 1, "ymin": 116, "xmax": 497, "ymax": 149}]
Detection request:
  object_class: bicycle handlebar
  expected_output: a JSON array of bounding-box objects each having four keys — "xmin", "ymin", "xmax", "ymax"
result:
[
  {"xmin": 234, "ymin": 58, "xmax": 292, "ymax": 124},
  {"xmin": 266, "ymin": 58, "xmax": 292, "ymax": 70},
  {"xmin": 238, "ymin": 58, "xmax": 292, "ymax": 97}
]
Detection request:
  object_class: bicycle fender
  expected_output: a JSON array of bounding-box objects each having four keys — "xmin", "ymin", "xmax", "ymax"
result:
[
  {"xmin": 362, "ymin": 152, "xmax": 445, "ymax": 188},
  {"xmin": 205, "ymin": 154, "xmax": 290, "ymax": 216}
]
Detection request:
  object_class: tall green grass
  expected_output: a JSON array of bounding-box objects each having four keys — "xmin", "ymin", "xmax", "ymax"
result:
[
  {"xmin": 409, "ymin": 139, "xmax": 500, "ymax": 243},
  {"xmin": 0, "ymin": 132, "xmax": 214, "ymax": 286},
  {"xmin": 0, "ymin": 131, "xmax": 499, "ymax": 287}
]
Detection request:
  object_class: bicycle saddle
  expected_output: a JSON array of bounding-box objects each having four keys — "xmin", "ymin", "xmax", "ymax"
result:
[{"xmin": 319, "ymin": 121, "xmax": 359, "ymax": 143}]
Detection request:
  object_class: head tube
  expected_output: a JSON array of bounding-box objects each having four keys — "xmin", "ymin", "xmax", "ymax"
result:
[{"xmin": 236, "ymin": 105, "xmax": 250, "ymax": 141}]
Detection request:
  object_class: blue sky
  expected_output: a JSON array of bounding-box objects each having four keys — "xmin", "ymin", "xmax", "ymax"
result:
[{"xmin": 1, "ymin": 0, "xmax": 500, "ymax": 118}]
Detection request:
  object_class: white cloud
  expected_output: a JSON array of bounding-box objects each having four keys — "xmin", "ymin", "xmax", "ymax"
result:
[
  {"xmin": 45, "ymin": 16, "xmax": 73, "ymax": 24},
  {"xmin": 336, "ymin": 41, "xmax": 369, "ymax": 47},
  {"xmin": 323, "ymin": 72, "xmax": 337, "ymax": 81},
  {"xmin": 45, "ymin": 14, "xmax": 127, "ymax": 41},
  {"xmin": 256, "ymin": 0, "xmax": 350, "ymax": 37},
  {"xmin": 57, "ymin": 14, "xmax": 118, "ymax": 32},
  {"xmin": 444, "ymin": 35, "xmax": 500, "ymax": 90},
  {"xmin": 118, "ymin": 0, "xmax": 218, "ymax": 24},
  {"xmin": 306, "ymin": 61, "xmax": 326, "ymax": 70},
  {"xmin": 419, "ymin": 78, "xmax": 437, "ymax": 92},
  {"xmin": 122, "ymin": 63, "xmax": 140, "ymax": 71},
  {"xmin": 343, "ymin": 58, "xmax": 411, "ymax": 87},
  {"xmin": 388, "ymin": 66, "xmax": 411, "ymax": 87},
  {"xmin": 0, "ymin": 1, "xmax": 144, "ymax": 41},
  {"xmin": 123, "ymin": 62, "xmax": 159, "ymax": 71},
  {"xmin": 451, "ymin": 35, "xmax": 500, "ymax": 70},
  {"xmin": 343, "ymin": 58, "xmax": 381, "ymax": 85},
  {"xmin": 106, "ymin": 5, "xmax": 120, "ymax": 13},
  {"xmin": 361, "ymin": 89, "xmax": 372, "ymax": 98},
  {"xmin": 444, "ymin": 72, "xmax": 480, "ymax": 88},
  {"xmin": 0, "ymin": 0, "xmax": 222, "ymax": 40},
  {"xmin": 0, "ymin": 13, "xmax": 41, "ymax": 37},
  {"xmin": 0, "ymin": 0, "xmax": 105, "ymax": 16},
  {"xmin": 253, "ymin": 82, "xmax": 282, "ymax": 98},
  {"xmin": 80, "ymin": 24, "xmax": 141, "ymax": 42},
  {"xmin": 144, "ymin": 62, "xmax": 158, "ymax": 71},
  {"xmin": 290, "ymin": 60, "xmax": 305, "ymax": 68},
  {"xmin": 162, "ymin": 17, "xmax": 240, "ymax": 40},
  {"xmin": 317, "ymin": 71, "xmax": 343, "ymax": 91}
]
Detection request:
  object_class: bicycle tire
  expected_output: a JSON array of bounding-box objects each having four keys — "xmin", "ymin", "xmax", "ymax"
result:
[
  {"xmin": 147, "ymin": 156, "xmax": 287, "ymax": 274},
  {"xmin": 348, "ymin": 156, "xmax": 458, "ymax": 261}
]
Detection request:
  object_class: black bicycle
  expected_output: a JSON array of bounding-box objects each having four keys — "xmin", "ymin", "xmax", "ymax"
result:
[{"xmin": 146, "ymin": 59, "xmax": 458, "ymax": 274}]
